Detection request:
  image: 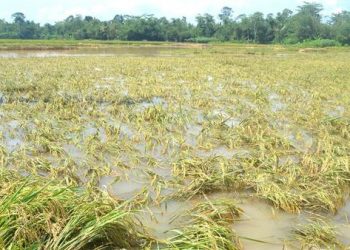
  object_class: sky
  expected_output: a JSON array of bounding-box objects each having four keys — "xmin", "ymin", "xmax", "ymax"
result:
[{"xmin": 0, "ymin": 0, "xmax": 349, "ymax": 24}]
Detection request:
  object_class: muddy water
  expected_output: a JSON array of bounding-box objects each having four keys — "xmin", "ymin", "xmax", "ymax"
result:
[
  {"xmin": 134, "ymin": 97, "xmax": 168, "ymax": 112},
  {"xmin": 272, "ymin": 120, "xmax": 315, "ymax": 152},
  {"xmin": 333, "ymin": 200, "xmax": 350, "ymax": 245},
  {"xmin": 0, "ymin": 47, "xmax": 188, "ymax": 58},
  {"xmin": 135, "ymin": 189, "xmax": 350, "ymax": 248},
  {"xmin": 63, "ymin": 144, "xmax": 86, "ymax": 165},
  {"xmin": 99, "ymin": 168, "xmax": 150, "ymax": 200},
  {"xmin": 232, "ymin": 196, "xmax": 350, "ymax": 249},
  {"xmin": 0, "ymin": 120, "xmax": 25, "ymax": 153},
  {"xmin": 136, "ymin": 200, "xmax": 194, "ymax": 239},
  {"xmin": 185, "ymin": 124, "xmax": 202, "ymax": 147},
  {"xmin": 234, "ymin": 198, "xmax": 302, "ymax": 249},
  {"xmin": 196, "ymin": 146, "xmax": 251, "ymax": 159}
]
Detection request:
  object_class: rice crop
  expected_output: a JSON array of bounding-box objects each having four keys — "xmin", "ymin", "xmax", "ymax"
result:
[{"xmin": 0, "ymin": 44, "xmax": 349, "ymax": 248}]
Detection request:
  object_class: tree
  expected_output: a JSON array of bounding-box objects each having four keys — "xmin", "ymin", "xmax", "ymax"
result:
[
  {"xmin": 331, "ymin": 11, "xmax": 350, "ymax": 44},
  {"xmin": 219, "ymin": 7, "xmax": 233, "ymax": 24},
  {"xmin": 291, "ymin": 2, "xmax": 323, "ymax": 41},
  {"xmin": 274, "ymin": 9, "xmax": 293, "ymax": 42},
  {"xmin": 196, "ymin": 14, "xmax": 217, "ymax": 37},
  {"xmin": 113, "ymin": 15, "xmax": 124, "ymax": 24},
  {"xmin": 84, "ymin": 16, "xmax": 94, "ymax": 22},
  {"xmin": 1, "ymin": 6, "xmax": 349, "ymax": 44},
  {"xmin": 12, "ymin": 12, "xmax": 25, "ymax": 24}
]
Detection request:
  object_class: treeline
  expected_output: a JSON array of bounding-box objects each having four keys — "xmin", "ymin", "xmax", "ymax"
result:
[{"xmin": 0, "ymin": 2, "xmax": 349, "ymax": 45}]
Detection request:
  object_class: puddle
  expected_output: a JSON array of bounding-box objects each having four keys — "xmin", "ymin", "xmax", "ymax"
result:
[
  {"xmin": 0, "ymin": 120, "xmax": 25, "ymax": 153},
  {"xmin": 224, "ymin": 118, "xmax": 241, "ymax": 128},
  {"xmin": 197, "ymin": 146, "xmax": 251, "ymax": 159},
  {"xmin": 286, "ymin": 130, "xmax": 314, "ymax": 152},
  {"xmin": 118, "ymin": 123, "xmax": 135, "ymax": 139},
  {"xmin": 233, "ymin": 198, "xmax": 302, "ymax": 249},
  {"xmin": 333, "ymin": 199, "xmax": 350, "ymax": 245},
  {"xmin": 135, "ymin": 97, "xmax": 167, "ymax": 112},
  {"xmin": 149, "ymin": 144, "xmax": 171, "ymax": 162},
  {"xmin": 269, "ymin": 92, "xmax": 286, "ymax": 112},
  {"xmin": 240, "ymin": 98, "xmax": 258, "ymax": 111},
  {"xmin": 107, "ymin": 120, "xmax": 135, "ymax": 139},
  {"xmin": 326, "ymin": 105, "xmax": 346, "ymax": 119},
  {"xmin": 151, "ymin": 166, "xmax": 173, "ymax": 180},
  {"xmin": 184, "ymin": 124, "xmax": 202, "ymax": 147},
  {"xmin": 0, "ymin": 92, "xmax": 5, "ymax": 105},
  {"xmin": 108, "ymin": 179, "xmax": 146, "ymax": 200},
  {"xmin": 82, "ymin": 124, "xmax": 107, "ymax": 142},
  {"xmin": 208, "ymin": 194, "xmax": 350, "ymax": 249},
  {"xmin": 210, "ymin": 109, "xmax": 230, "ymax": 119},
  {"xmin": 238, "ymin": 80, "xmax": 258, "ymax": 90},
  {"xmin": 196, "ymin": 111, "xmax": 205, "ymax": 124},
  {"xmin": 99, "ymin": 168, "xmax": 150, "ymax": 200},
  {"xmin": 63, "ymin": 144, "xmax": 86, "ymax": 165},
  {"xmin": 0, "ymin": 47, "xmax": 189, "ymax": 58},
  {"xmin": 273, "ymin": 121, "xmax": 314, "ymax": 152},
  {"xmin": 133, "ymin": 141, "xmax": 177, "ymax": 164},
  {"xmin": 278, "ymin": 155, "xmax": 301, "ymax": 166},
  {"xmin": 5, "ymin": 138, "xmax": 23, "ymax": 153},
  {"xmin": 94, "ymin": 83, "xmax": 111, "ymax": 90},
  {"xmin": 136, "ymin": 200, "xmax": 193, "ymax": 239},
  {"xmin": 44, "ymin": 154, "xmax": 61, "ymax": 168}
]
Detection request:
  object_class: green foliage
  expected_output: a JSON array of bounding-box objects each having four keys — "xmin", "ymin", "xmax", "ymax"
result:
[
  {"xmin": 331, "ymin": 11, "xmax": 350, "ymax": 45},
  {"xmin": 0, "ymin": 2, "xmax": 349, "ymax": 44},
  {"xmin": 301, "ymin": 39, "xmax": 341, "ymax": 47}
]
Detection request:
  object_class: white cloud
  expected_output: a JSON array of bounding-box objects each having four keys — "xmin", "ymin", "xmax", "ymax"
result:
[
  {"xmin": 1, "ymin": 0, "xmax": 348, "ymax": 23},
  {"xmin": 34, "ymin": 0, "xmax": 253, "ymax": 23}
]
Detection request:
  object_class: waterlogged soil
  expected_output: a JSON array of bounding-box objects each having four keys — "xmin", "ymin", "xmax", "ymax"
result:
[
  {"xmin": 0, "ymin": 46, "xmax": 349, "ymax": 248},
  {"xmin": 0, "ymin": 47, "xmax": 189, "ymax": 58},
  {"xmin": 137, "ymin": 193, "xmax": 350, "ymax": 248}
]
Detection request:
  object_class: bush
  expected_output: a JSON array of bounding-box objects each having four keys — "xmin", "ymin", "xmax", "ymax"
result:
[
  {"xmin": 283, "ymin": 37, "xmax": 300, "ymax": 45},
  {"xmin": 185, "ymin": 37, "xmax": 219, "ymax": 43},
  {"xmin": 300, "ymin": 39, "xmax": 341, "ymax": 48}
]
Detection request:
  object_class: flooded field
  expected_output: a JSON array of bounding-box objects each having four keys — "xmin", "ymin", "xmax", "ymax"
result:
[
  {"xmin": 0, "ymin": 46, "xmax": 190, "ymax": 58},
  {"xmin": 0, "ymin": 44, "xmax": 349, "ymax": 249}
]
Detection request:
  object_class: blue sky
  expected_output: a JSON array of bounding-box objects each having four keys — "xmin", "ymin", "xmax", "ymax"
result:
[{"xmin": 0, "ymin": 0, "xmax": 349, "ymax": 24}]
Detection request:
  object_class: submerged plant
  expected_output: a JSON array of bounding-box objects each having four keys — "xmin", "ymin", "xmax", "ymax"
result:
[
  {"xmin": 164, "ymin": 198, "xmax": 243, "ymax": 250},
  {"xmin": 293, "ymin": 218, "xmax": 343, "ymax": 249}
]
